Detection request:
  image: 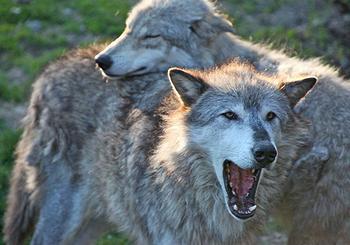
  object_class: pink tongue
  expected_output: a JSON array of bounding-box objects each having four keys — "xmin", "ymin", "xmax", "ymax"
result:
[{"xmin": 229, "ymin": 164, "xmax": 254, "ymax": 197}]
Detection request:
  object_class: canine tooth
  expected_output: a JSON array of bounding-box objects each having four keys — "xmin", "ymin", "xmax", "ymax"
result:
[
  {"xmin": 249, "ymin": 205, "xmax": 257, "ymax": 212},
  {"xmin": 233, "ymin": 204, "xmax": 238, "ymax": 211},
  {"xmin": 232, "ymin": 190, "xmax": 236, "ymax": 196}
]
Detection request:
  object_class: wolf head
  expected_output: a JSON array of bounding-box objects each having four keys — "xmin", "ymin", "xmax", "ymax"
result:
[
  {"xmin": 95, "ymin": 0, "xmax": 233, "ymax": 78},
  {"xmin": 167, "ymin": 63, "xmax": 317, "ymax": 220}
]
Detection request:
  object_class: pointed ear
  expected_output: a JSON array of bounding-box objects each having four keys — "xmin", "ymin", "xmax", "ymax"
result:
[
  {"xmin": 279, "ymin": 77, "xmax": 318, "ymax": 107},
  {"xmin": 190, "ymin": 15, "xmax": 234, "ymax": 38},
  {"xmin": 168, "ymin": 68, "xmax": 207, "ymax": 106}
]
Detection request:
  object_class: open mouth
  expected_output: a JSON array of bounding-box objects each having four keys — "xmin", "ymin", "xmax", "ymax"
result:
[{"xmin": 223, "ymin": 160, "xmax": 262, "ymax": 220}]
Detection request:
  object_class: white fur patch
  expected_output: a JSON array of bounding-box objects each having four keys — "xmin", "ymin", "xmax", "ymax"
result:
[
  {"xmin": 190, "ymin": 113, "xmax": 256, "ymax": 220},
  {"xmin": 196, "ymin": 124, "xmax": 255, "ymax": 170}
]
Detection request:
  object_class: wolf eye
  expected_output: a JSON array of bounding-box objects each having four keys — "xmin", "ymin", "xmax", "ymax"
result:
[
  {"xmin": 143, "ymin": 34, "xmax": 161, "ymax": 39},
  {"xmin": 266, "ymin": 111, "xmax": 276, "ymax": 121},
  {"xmin": 222, "ymin": 111, "xmax": 239, "ymax": 120}
]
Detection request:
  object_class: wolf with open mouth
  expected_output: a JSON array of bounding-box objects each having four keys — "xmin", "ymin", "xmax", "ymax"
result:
[
  {"xmin": 82, "ymin": 62, "xmax": 316, "ymax": 244},
  {"xmin": 4, "ymin": 56, "xmax": 316, "ymax": 243},
  {"xmin": 165, "ymin": 64, "xmax": 316, "ymax": 225}
]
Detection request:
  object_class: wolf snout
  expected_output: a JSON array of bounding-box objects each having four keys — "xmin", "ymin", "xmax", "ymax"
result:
[
  {"xmin": 252, "ymin": 143, "xmax": 277, "ymax": 168},
  {"xmin": 95, "ymin": 54, "xmax": 113, "ymax": 70}
]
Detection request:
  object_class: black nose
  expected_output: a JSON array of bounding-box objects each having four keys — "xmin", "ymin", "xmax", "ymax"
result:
[
  {"xmin": 253, "ymin": 144, "xmax": 277, "ymax": 167},
  {"xmin": 95, "ymin": 54, "xmax": 113, "ymax": 70}
]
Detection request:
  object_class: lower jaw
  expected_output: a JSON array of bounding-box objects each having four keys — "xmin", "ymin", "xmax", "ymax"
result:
[
  {"xmin": 229, "ymin": 203, "xmax": 256, "ymax": 220},
  {"xmin": 223, "ymin": 161, "xmax": 262, "ymax": 220}
]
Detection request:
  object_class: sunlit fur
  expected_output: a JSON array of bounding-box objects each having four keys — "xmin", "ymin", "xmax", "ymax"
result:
[
  {"xmin": 95, "ymin": 0, "xmax": 233, "ymax": 77},
  {"xmin": 98, "ymin": 1, "xmax": 350, "ymax": 243},
  {"xmin": 4, "ymin": 0, "xmax": 350, "ymax": 244},
  {"xmin": 4, "ymin": 52, "xmax": 313, "ymax": 243},
  {"xmin": 90, "ymin": 62, "xmax": 312, "ymax": 244}
]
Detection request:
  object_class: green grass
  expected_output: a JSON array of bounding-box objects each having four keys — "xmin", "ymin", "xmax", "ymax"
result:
[
  {"xmin": 97, "ymin": 233, "xmax": 130, "ymax": 245},
  {"xmin": 227, "ymin": 0, "xmax": 343, "ymax": 61},
  {"xmin": 0, "ymin": 121, "xmax": 22, "ymax": 245},
  {"xmin": 0, "ymin": 0, "xmax": 129, "ymax": 103}
]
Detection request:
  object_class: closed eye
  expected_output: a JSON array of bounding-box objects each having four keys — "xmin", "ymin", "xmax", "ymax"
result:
[{"xmin": 143, "ymin": 34, "xmax": 161, "ymax": 39}]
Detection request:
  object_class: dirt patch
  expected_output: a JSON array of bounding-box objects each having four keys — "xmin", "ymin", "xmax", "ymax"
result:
[{"xmin": 0, "ymin": 101, "xmax": 26, "ymax": 130}]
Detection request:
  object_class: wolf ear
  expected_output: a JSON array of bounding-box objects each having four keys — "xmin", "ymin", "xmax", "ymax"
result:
[
  {"xmin": 168, "ymin": 68, "xmax": 207, "ymax": 106},
  {"xmin": 279, "ymin": 77, "xmax": 318, "ymax": 107},
  {"xmin": 190, "ymin": 15, "xmax": 234, "ymax": 38}
]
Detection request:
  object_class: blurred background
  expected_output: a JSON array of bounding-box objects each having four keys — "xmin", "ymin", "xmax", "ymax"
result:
[{"xmin": 0, "ymin": 0, "xmax": 349, "ymax": 244}]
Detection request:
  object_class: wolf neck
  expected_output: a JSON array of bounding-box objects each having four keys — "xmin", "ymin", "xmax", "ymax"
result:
[
  {"xmin": 152, "ymin": 111, "xmax": 188, "ymax": 169},
  {"xmin": 210, "ymin": 32, "xmax": 335, "ymax": 79},
  {"xmin": 209, "ymin": 33, "xmax": 279, "ymax": 74}
]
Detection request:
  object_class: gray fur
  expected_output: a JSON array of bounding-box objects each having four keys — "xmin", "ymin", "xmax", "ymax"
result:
[
  {"xmin": 4, "ymin": 46, "xmax": 125, "ymax": 245},
  {"xmin": 14, "ymin": 61, "xmax": 313, "ymax": 244},
  {"xmin": 95, "ymin": 0, "xmax": 233, "ymax": 77},
  {"xmin": 4, "ymin": 0, "xmax": 350, "ymax": 244},
  {"xmin": 97, "ymin": 1, "xmax": 350, "ymax": 243}
]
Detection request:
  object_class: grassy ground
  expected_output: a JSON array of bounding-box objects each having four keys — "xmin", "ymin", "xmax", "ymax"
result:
[
  {"xmin": 0, "ymin": 0, "xmax": 129, "ymax": 103},
  {"xmin": 225, "ymin": 0, "xmax": 350, "ymax": 74},
  {"xmin": 0, "ymin": 121, "xmax": 21, "ymax": 242},
  {"xmin": 0, "ymin": 0, "xmax": 349, "ymax": 244}
]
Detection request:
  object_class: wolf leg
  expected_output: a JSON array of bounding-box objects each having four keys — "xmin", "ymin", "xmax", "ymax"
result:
[
  {"xmin": 293, "ymin": 145, "xmax": 329, "ymax": 169},
  {"xmin": 288, "ymin": 212, "xmax": 349, "ymax": 245},
  {"xmin": 287, "ymin": 157, "xmax": 349, "ymax": 245},
  {"xmin": 30, "ymin": 172, "xmax": 95, "ymax": 245},
  {"xmin": 336, "ymin": 220, "xmax": 350, "ymax": 245},
  {"xmin": 3, "ymin": 161, "xmax": 38, "ymax": 245},
  {"xmin": 290, "ymin": 145, "xmax": 329, "ymax": 183}
]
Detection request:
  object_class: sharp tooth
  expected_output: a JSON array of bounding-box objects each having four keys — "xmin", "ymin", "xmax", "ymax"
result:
[
  {"xmin": 232, "ymin": 190, "xmax": 236, "ymax": 196},
  {"xmin": 249, "ymin": 205, "xmax": 257, "ymax": 212},
  {"xmin": 245, "ymin": 193, "xmax": 249, "ymax": 197},
  {"xmin": 251, "ymin": 169, "xmax": 255, "ymax": 174},
  {"xmin": 229, "ymin": 182, "xmax": 233, "ymax": 188},
  {"xmin": 233, "ymin": 204, "xmax": 238, "ymax": 211}
]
